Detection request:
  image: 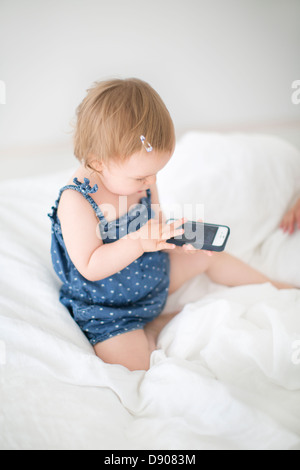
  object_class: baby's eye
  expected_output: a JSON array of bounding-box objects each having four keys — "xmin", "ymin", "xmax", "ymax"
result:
[{"xmin": 136, "ymin": 178, "xmax": 145, "ymax": 182}]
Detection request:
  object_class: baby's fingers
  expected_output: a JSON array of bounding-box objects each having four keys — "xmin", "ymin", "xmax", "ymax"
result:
[
  {"xmin": 161, "ymin": 217, "xmax": 187, "ymax": 240},
  {"xmin": 203, "ymin": 250, "xmax": 213, "ymax": 256},
  {"xmin": 183, "ymin": 244, "xmax": 213, "ymax": 256},
  {"xmin": 182, "ymin": 244, "xmax": 197, "ymax": 254},
  {"xmin": 157, "ymin": 241, "xmax": 176, "ymax": 250}
]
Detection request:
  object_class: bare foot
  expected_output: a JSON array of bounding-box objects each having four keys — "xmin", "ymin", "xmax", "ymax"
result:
[{"xmin": 271, "ymin": 280, "xmax": 296, "ymax": 289}]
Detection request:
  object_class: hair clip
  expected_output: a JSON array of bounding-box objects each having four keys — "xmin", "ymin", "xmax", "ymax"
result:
[{"xmin": 140, "ymin": 135, "xmax": 153, "ymax": 153}]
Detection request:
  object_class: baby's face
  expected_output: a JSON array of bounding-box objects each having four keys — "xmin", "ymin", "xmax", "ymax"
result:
[{"xmin": 97, "ymin": 150, "xmax": 173, "ymax": 196}]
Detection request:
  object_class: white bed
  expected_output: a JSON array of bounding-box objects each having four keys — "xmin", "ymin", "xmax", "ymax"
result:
[{"xmin": 0, "ymin": 131, "xmax": 300, "ymax": 450}]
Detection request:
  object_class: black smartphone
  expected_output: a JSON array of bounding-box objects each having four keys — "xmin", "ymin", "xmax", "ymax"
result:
[{"xmin": 166, "ymin": 221, "xmax": 230, "ymax": 252}]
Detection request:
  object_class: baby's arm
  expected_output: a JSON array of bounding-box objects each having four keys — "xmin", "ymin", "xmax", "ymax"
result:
[
  {"xmin": 57, "ymin": 188, "xmax": 181, "ymax": 282},
  {"xmin": 58, "ymin": 190, "xmax": 145, "ymax": 282}
]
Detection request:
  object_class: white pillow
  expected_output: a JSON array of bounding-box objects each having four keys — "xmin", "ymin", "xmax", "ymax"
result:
[{"xmin": 158, "ymin": 132, "xmax": 300, "ymax": 258}]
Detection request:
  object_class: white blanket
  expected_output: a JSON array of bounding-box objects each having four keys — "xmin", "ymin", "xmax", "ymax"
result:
[{"xmin": 0, "ymin": 132, "xmax": 300, "ymax": 450}]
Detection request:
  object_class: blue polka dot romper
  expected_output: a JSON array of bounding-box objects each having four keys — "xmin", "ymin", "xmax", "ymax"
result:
[{"xmin": 48, "ymin": 177, "xmax": 170, "ymax": 345}]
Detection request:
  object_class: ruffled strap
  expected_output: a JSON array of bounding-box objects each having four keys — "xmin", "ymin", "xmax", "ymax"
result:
[
  {"xmin": 73, "ymin": 177, "xmax": 98, "ymax": 195},
  {"xmin": 48, "ymin": 178, "xmax": 106, "ymax": 223}
]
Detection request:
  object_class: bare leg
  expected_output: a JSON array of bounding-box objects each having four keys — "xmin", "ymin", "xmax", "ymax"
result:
[
  {"xmin": 94, "ymin": 313, "xmax": 180, "ymax": 371},
  {"xmin": 144, "ymin": 311, "xmax": 180, "ymax": 351},
  {"xmin": 205, "ymin": 252, "xmax": 293, "ymax": 289},
  {"xmin": 94, "ymin": 329, "xmax": 153, "ymax": 371},
  {"xmin": 168, "ymin": 249, "xmax": 293, "ymax": 295}
]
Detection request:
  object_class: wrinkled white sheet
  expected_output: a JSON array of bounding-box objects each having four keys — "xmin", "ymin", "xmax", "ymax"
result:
[{"xmin": 0, "ymin": 132, "xmax": 300, "ymax": 450}]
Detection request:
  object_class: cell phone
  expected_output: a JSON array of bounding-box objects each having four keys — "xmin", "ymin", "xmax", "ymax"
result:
[{"xmin": 166, "ymin": 221, "xmax": 230, "ymax": 252}]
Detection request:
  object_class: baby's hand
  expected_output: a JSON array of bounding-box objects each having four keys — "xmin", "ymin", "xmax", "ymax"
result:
[
  {"xmin": 180, "ymin": 244, "xmax": 213, "ymax": 256},
  {"xmin": 280, "ymin": 198, "xmax": 300, "ymax": 234},
  {"xmin": 160, "ymin": 218, "xmax": 212, "ymax": 256},
  {"xmin": 179, "ymin": 218, "xmax": 213, "ymax": 256},
  {"xmin": 130, "ymin": 216, "xmax": 187, "ymax": 253}
]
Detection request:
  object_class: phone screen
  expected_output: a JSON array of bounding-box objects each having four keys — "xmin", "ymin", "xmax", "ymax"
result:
[
  {"xmin": 167, "ymin": 220, "xmax": 230, "ymax": 251},
  {"xmin": 203, "ymin": 224, "xmax": 219, "ymax": 245},
  {"xmin": 170, "ymin": 222, "xmax": 219, "ymax": 249},
  {"xmin": 183, "ymin": 222, "xmax": 217, "ymax": 247}
]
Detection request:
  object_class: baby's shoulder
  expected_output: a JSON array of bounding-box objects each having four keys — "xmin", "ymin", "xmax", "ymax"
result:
[
  {"xmin": 57, "ymin": 187, "xmax": 94, "ymax": 224},
  {"xmin": 57, "ymin": 169, "xmax": 99, "ymax": 224}
]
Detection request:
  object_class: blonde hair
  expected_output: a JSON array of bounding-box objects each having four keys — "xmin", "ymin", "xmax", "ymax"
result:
[{"xmin": 73, "ymin": 78, "xmax": 175, "ymax": 169}]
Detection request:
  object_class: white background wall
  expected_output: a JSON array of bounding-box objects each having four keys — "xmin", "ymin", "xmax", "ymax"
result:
[{"xmin": 0, "ymin": 0, "xmax": 299, "ymax": 177}]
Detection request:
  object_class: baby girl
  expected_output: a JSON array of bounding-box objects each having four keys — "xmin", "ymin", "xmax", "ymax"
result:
[{"xmin": 49, "ymin": 78, "xmax": 294, "ymax": 371}]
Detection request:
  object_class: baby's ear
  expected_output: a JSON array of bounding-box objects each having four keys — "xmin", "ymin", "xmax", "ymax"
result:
[{"xmin": 87, "ymin": 155, "xmax": 104, "ymax": 173}]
